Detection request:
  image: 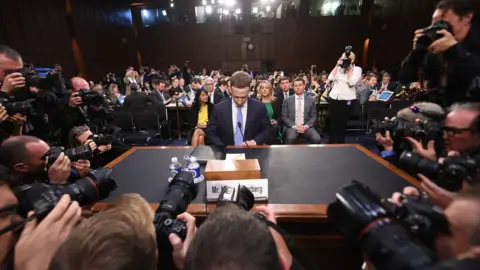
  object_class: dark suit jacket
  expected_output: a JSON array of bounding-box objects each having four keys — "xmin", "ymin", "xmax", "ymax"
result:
[
  {"xmin": 206, "ymin": 98, "xmax": 272, "ymax": 146},
  {"xmin": 274, "ymin": 88, "xmax": 294, "ymax": 109},
  {"xmin": 282, "ymin": 94, "xmax": 317, "ymax": 128},
  {"xmin": 123, "ymin": 91, "xmax": 151, "ymax": 112},
  {"xmin": 377, "ymin": 82, "xmax": 399, "ymax": 92},
  {"xmin": 189, "ymin": 102, "xmax": 214, "ymax": 128},
  {"xmin": 210, "ymin": 90, "xmax": 225, "ymax": 105},
  {"xmin": 150, "ymin": 90, "xmax": 170, "ymax": 105},
  {"xmin": 215, "ymin": 87, "xmax": 230, "ymax": 99}
]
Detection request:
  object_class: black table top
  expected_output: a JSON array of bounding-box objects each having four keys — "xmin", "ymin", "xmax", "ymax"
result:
[{"xmin": 106, "ymin": 146, "xmax": 413, "ymax": 205}]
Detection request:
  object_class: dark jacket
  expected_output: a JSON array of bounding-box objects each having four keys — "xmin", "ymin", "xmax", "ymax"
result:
[
  {"xmin": 123, "ymin": 91, "xmax": 151, "ymax": 112},
  {"xmin": 274, "ymin": 88, "xmax": 294, "ymax": 111},
  {"xmin": 209, "ymin": 90, "xmax": 225, "ymax": 105},
  {"xmin": 257, "ymin": 97, "xmax": 281, "ymax": 123}
]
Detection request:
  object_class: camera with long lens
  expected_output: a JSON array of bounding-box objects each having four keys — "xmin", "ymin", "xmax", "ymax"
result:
[
  {"xmin": 328, "ymin": 181, "xmax": 450, "ymax": 270},
  {"xmin": 88, "ymin": 134, "xmax": 114, "ymax": 146},
  {"xmin": 16, "ymin": 168, "xmax": 117, "ymax": 221},
  {"xmin": 77, "ymin": 88, "xmax": 105, "ymax": 106},
  {"xmin": 154, "ymin": 171, "xmax": 198, "ymax": 241},
  {"xmin": 417, "ymin": 20, "xmax": 453, "ymax": 50},
  {"xmin": 46, "ymin": 145, "xmax": 94, "ymax": 168},
  {"xmin": 6, "ymin": 67, "xmax": 61, "ymax": 91},
  {"xmin": 0, "ymin": 98, "xmax": 37, "ymax": 116},
  {"xmin": 372, "ymin": 118, "xmax": 442, "ymax": 142},
  {"xmin": 216, "ymin": 184, "xmax": 255, "ymax": 211},
  {"xmin": 399, "ymin": 151, "xmax": 477, "ymax": 191}
]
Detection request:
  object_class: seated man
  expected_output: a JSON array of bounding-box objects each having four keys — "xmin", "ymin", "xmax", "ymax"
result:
[
  {"xmin": 206, "ymin": 71, "xmax": 272, "ymax": 147},
  {"xmin": 282, "ymin": 78, "xmax": 322, "ymax": 144}
]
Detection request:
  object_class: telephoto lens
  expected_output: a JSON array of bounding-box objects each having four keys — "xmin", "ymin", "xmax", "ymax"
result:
[
  {"xmin": 46, "ymin": 145, "xmax": 95, "ymax": 169},
  {"xmin": 216, "ymin": 184, "xmax": 255, "ymax": 211}
]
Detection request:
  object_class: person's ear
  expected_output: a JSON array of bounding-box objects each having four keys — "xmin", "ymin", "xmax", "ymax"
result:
[{"xmin": 13, "ymin": 163, "xmax": 28, "ymax": 173}]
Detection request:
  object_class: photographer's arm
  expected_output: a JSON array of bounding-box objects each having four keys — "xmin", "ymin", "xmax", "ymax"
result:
[
  {"xmin": 328, "ymin": 65, "xmax": 339, "ymax": 81},
  {"xmin": 347, "ymin": 67, "xmax": 362, "ymax": 87},
  {"xmin": 399, "ymin": 50, "xmax": 429, "ymax": 84}
]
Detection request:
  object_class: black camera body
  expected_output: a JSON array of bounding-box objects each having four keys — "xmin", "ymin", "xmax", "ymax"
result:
[
  {"xmin": 216, "ymin": 184, "xmax": 255, "ymax": 211},
  {"xmin": 399, "ymin": 151, "xmax": 477, "ymax": 191},
  {"xmin": 328, "ymin": 181, "xmax": 449, "ymax": 270},
  {"xmin": 340, "ymin": 45, "xmax": 353, "ymax": 69},
  {"xmin": 372, "ymin": 118, "xmax": 442, "ymax": 142},
  {"xmin": 16, "ymin": 168, "xmax": 116, "ymax": 221},
  {"xmin": 0, "ymin": 98, "xmax": 37, "ymax": 117},
  {"xmin": 77, "ymin": 89, "xmax": 105, "ymax": 106},
  {"xmin": 7, "ymin": 67, "xmax": 61, "ymax": 92},
  {"xmin": 417, "ymin": 20, "xmax": 453, "ymax": 50},
  {"xmin": 46, "ymin": 145, "xmax": 94, "ymax": 168},
  {"xmin": 88, "ymin": 134, "xmax": 114, "ymax": 146},
  {"xmin": 154, "ymin": 171, "xmax": 198, "ymax": 241}
]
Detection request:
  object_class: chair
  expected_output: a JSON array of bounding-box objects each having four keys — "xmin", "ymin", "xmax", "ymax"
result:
[
  {"xmin": 122, "ymin": 112, "xmax": 161, "ymax": 145},
  {"xmin": 110, "ymin": 112, "xmax": 137, "ymax": 142},
  {"xmin": 391, "ymin": 100, "xmax": 413, "ymax": 113},
  {"xmin": 347, "ymin": 102, "xmax": 366, "ymax": 132},
  {"xmin": 364, "ymin": 101, "xmax": 392, "ymax": 131}
]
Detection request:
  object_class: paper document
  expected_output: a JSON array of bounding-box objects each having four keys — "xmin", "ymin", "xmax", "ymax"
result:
[{"xmin": 225, "ymin": 153, "xmax": 246, "ymax": 161}]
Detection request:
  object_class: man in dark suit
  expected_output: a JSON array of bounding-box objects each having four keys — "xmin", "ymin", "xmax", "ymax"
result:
[
  {"xmin": 274, "ymin": 77, "xmax": 294, "ymax": 111},
  {"xmin": 215, "ymin": 78, "xmax": 230, "ymax": 99},
  {"xmin": 377, "ymin": 72, "xmax": 399, "ymax": 92},
  {"xmin": 282, "ymin": 78, "xmax": 322, "ymax": 144},
  {"xmin": 150, "ymin": 78, "xmax": 171, "ymax": 105},
  {"xmin": 205, "ymin": 77, "xmax": 225, "ymax": 105},
  {"xmin": 123, "ymin": 83, "xmax": 151, "ymax": 112},
  {"xmin": 206, "ymin": 71, "xmax": 273, "ymax": 146}
]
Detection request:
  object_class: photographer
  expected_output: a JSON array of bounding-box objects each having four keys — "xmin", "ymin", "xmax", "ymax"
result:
[
  {"xmin": 67, "ymin": 125, "xmax": 111, "ymax": 169},
  {"xmin": 399, "ymin": 0, "xmax": 480, "ymax": 105},
  {"xmin": 0, "ymin": 135, "xmax": 95, "ymax": 185}
]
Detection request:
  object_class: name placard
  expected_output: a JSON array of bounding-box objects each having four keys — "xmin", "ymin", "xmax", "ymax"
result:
[{"xmin": 206, "ymin": 179, "xmax": 268, "ymax": 202}]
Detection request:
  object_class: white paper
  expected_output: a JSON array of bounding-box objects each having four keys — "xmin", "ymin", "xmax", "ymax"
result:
[
  {"xmin": 206, "ymin": 179, "xmax": 268, "ymax": 201},
  {"xmin": 225, "ymin": 153, "xmax": 246, "ymax": 161}
]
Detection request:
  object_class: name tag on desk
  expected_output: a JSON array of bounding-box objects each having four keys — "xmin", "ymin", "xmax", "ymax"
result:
[{"xmin": 206, "ymin": 179, "xmax": 268, "ymax": 202}]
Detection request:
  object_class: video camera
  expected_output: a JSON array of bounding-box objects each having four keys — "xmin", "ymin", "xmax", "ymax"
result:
[
  {"xmin": 16, "ymin": 168, "xmax": 117, "ymax": 221},
  {"xmin": 77, "ymin": 88, "xmax": 105, "ymax": 107},
  {"xmin": 417, "ymin": 20, "xmax": 453, "ymax": 50},
  {"xmin": 340, "ymin": 46, "xmax": 353, "ymax": 69},
  {"xmin": 216, "ymin": 184, "xmax": 255, "ymax": 211},
  {"xmin": 372, "ymin": 118, "xmax": 442, "ymax": 142},
  {"xmin": 46, "ymin": 145, "xmax": 95, "ymax": 168},
  {"xmin": 399, "ymin": 151, "xmax": 478, "ymax": 191},
  {"xmin": 154, "ymin": 171, "xmax": 198, "ymax": 241},
  {"xmin": 328, "ymin": 181, "xmax": 449, "ymax": 270}
]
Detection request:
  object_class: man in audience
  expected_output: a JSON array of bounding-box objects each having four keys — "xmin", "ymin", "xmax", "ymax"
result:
[
  {"xmin": 150, "ymin": 78, "xmax": 171, "ymax": 105},
  {"xmin": 185, "ymin": 205, "xmax": 291, "ymax": 270},
  {"xmin": 179, "ymin": 77, "xmax": 194, "ymax": 101},
  {"xmin": 206, "ymin": 71, "xmax": 272, "ymax": 146},
  {"xmin": 123, "ymin": 83, "xmax": 151, "ymax": 112},
  {"xmin": 0, "ymin": 45, "xmax": 25, "ymax": 94},
  {"xmin": 356, "ymin": 74, "xmax": 378, "ymax": 105},
  {"xmin": 282, "ymin": 78, "xmax": 322, "ymax": 144},
  {"xmin": 215, "ymin": 78, "xmax": 230, "ymax": 99},
  {"xmin": 377, "ymin": 72, "xmax": 397, "ymax": 92},
  {"xmin": 0, "ymin": 135, "xmax": 93, "ymax": 185},
  {"xmin": 275, "ymin": 77, "xmax": 294, "ymax": 112},
  {"xmin": 205, "ymin": 77, "xmax": 223, "ymax": 105}
]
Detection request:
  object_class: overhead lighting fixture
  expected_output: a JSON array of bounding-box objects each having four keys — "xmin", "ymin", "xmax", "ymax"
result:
[
  {"xmin": 266, "ymin": 5, "xmax": 271, "ymax": 12},
  {"xmin": 141, "ymin": 9, "xmax": 149, "ymax": 18},
  {"xmin": 252, "ymin": 7, "xmax": 258, "ymax": 13},
  {"xmin": 270, "ymin": 0, "xmax": 275, "ymax": 2},
  {"xmin": 223, "ymin": 9, "xmax": 229, "ymax": 15},
  {"xmin": 170, "ymin": 2, "xmax": 174, "ymax": 7},
  {"xmin": 162, "ymin": 10, "xmax": 167, "ymax": 16},
  {"xmin": 206, "ymin": 5, "xmax": 213, "ymax": 14},
  {"xmin": 211, "ymin": 0, "xmax": 215, "ymax": 4},
  {"xmin": 235, "ymin": 8, "xmax": 241, "ymax": 14},
  {"xmin": 202, "ymin": 0, "xmax": 207, "ymax": 5},
  {"xmin": 225, "ymin": 0, "xmax": 235, "ymax": 7}
]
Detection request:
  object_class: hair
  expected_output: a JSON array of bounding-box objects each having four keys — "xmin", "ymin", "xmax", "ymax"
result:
[
  {"xmin": 192, "ymin": 78, "xmax": 202, "ymax": 85},
  {"xmin": 312, "ymin": 75, "xmax": 321, "ymax": 83},
  {"xmin": 0, "ymin": 45, "xmax": 22, "ymax": 62},
  {"xmin": 396, "ymin": 102, "xmax": 445, "ymax": 123},
  {"xmin": 0, "ymin": 135, "xmax": 41, "ymax": 169},
  {"xmin": 455, "ymin": 185, "xmax": 480, "ymax": 246},
  {"xmin": 204, "ymin": 77, "xmax": 214, "ymax": 85},
  {"xmin": 151, "ymin": 78, "xmax": 165, "ymax": 87},
  {"xmin": 437, "ymin": 0, "xmax": 479, "ymax": 21},
  {"xmin": 278, "ymin": 76, "xmax": 290, "ymax": 84},
  {"xmin": 382, "ymin": 72, "xmax": 391, "ymax": 78},
  {"xmin": 341, "ymin": 52, "xmax": 356, "ymax": 63},
  {"xmin": 256, "ymin": 80, "xmax": 276, "ymax": 101},
  {"xmin": 107, "ymin": 193, "xmax": 155, "ymax": 236},
  {"xmin": 67, "ymin": 125, "xmax": 90, "ymax": 148},
  {"xmin": 193, "ymin": 89, "xmax": 209, "ymax": 111},
  {"xmin": 448, "ymin": 103, "xmax": 480, "ymax": 132},
  {"xmin": 50, "ymin": 206, "xmax": 157, "ymax": 270},
  {"xmin": 108, "ymin": 83, "xmax": 118, "ymax": 95},
  {"xmin": 230, "ymin": 71, "xmax": 252, "ymax": 89},
  {"xmin": 218, "ymin": 79, "xmax": 228, "ymax": 87},
  {"xmin": 293, "ymin": 77, "xmax": 305, "ymax": 85},
  {"xmin": 184, "ymin": 205, "xmax": 281, "ymax": 270},
  {"xmin": 93, "ymin": 84, "xmax": 103, "ymax": 93}
]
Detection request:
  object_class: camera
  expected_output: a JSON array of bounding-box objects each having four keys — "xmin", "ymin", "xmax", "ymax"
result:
[
  {"xmin": 328, "ymin": 181, "xmax": 449, "ymax": 270},
  {"xmin": 154, "ymin": 171, "xmax": 198, "ymax": 241},
  {"xmin": 46, "ymin": 145, "xmax": 95, "ymax": 168},
  {"xmin": 399, "ymin": 151, "xmax": 477, "ymax": 191},
  {"xmin": 77, "ymin": 88, "xmax": 105, "ymax": 106},
  {"xmin": 417, "ymin": 20, "xmax": 453, "ymax": 50},
  {"xmin": 16, "ymin": 168, "xmax": 117, "ymax": 221},
  {"xmin": 0, "ymin": 98, "xmax": 37, "ymax": 116},
  {"xmin": 340, "ymin": 46, "xmax": 353, "ymax": 69},
  {"xmin": 88, "ymin": 134, "xmax": 114, "ymax": 146},
  {"xmin": 372, "ymin": 118, "xmax": 442, "ymax": 141},
  {"xmin": 6, "ymin": 67, "xmax": 61, "ymax": 91},
  {"xmin": 216, "ymin": 184, "xmax": 255, "ymax": 211}
]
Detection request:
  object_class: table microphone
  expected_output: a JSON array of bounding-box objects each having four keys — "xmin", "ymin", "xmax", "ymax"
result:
[{"xmin": 237, "ymin": 122, "xmax": 251, "ymax": 159}]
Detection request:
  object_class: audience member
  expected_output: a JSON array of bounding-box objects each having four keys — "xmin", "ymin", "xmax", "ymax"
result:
[
  {"xmin": 150, "ymin": 78, "xmax": 171, "ymax": 105},
  {"xmin": 206, "ymin": 71, "xmax": 272, "ymax": 146},
  {"xmin": 205, "ymin": 77, "xmax": 223, "ymax": 105},
  {"xmin": 377, "ymin": 72, "xmax": 398, "ymax": 92},
  {"xmin": 282, "ymin": 78, "xmax": 322, "ymax": 144},
  {"xmin": 442, "ymin": 103, "xmax": 480, "ymax": 155},
  {"xmin": 274, "ymin": 77, "xmax": 294, "ymax": 113},
  {"xmin": 356, "ymin": 74, "xmax": 378, "ymax": 105},
  {"xmin": 189, "ymin": 89, "xmax": 213, "ymax": 148},
  {"xmin": 215, "ymin": 78, "xmax": 230, "ymax": 99},
  {"xmin": 107, "ymin": 83, "xmax": 124, "ymax": 106},
  {"xmin": 123, "ymin": 83, "xmax": 151, "ymax": 112}
]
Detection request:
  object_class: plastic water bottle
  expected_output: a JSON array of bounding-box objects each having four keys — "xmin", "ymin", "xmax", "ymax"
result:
[
  {"xmin": 187, "ymin": 156, "xmax": 203, "ymax": 183},
  {"xmin": 168, "ymin": 157, "xmax": 182, "ymax": 182}
]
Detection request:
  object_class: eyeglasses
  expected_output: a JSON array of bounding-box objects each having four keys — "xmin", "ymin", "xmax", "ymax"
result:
[
  {"xmin": 0, "ymin": 204, "xmax": 35, "ymax": 236},
  {"xmin": 443, "ymin": 126, "xmax": 475, "ymax": 136}
]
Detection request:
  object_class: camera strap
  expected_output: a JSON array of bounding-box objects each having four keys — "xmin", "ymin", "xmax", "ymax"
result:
[{"xmin": 254, "ymin": 212, "xmax": 294, "ymax": 251}]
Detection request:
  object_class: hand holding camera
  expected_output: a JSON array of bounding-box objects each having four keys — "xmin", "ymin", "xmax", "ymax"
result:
[
  {"xmin": 406, "ymin": 137, "xmax": 437, "ymax": 161},
  {"xmin": 1, "ymin": 72, "xmax": 25, "ymax": 94},
  {"xmin": 14, "ymin": 194, "xmax": 81, "ymax": 270},
  {"xmin": 168, "ymin": 212, "xmax": 197, "ymax": 270},
  {"xmin": 47, "ymin": 153, "xmax": 72, "ymax": 185},
  {"xmin": 72, "ymin": 159, "xmax": 91, "ymax": 177},
  {"xmin": 69, "ymin": 93, "xmax": 83, "ymax": 108},
  {"xmin": 375, "ymin": 130, "xmax": 394, "ymax": 151},
  {"xmin": 0, "ymin": 104, "xmax": 8, "ymax": 122}
]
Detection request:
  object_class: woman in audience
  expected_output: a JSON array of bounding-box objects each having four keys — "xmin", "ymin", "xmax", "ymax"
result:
[
  {"xmin": 169, "ymin": 77, "xmax": 184, "ymax": 99},
  {"xmin": 189, "ymin": 89, "xmax": 213, "ymax": 148},
  {"xmin": 107, "ymin": 83, "xmax": 124, "ymax": 106},
  {"xmin": 257, "ymin": 80, "xmax": 281, "ymax": 143}
]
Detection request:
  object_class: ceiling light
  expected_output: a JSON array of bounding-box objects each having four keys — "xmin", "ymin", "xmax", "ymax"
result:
[
  {"xmin": 260, "ymin": 0, "xmax": 268, "ymax": 3},
  {"xmin": 225, "ymin": 0, "xmax": 235, "ymax": 7},
  {"xmin": 235, "ymin": 8, "xmax": 241, "ymax": 14},
  {"xmin": 202, "ymin": 0, "xmax": 207, "ymax": 5},
  {"xmin": 170, "ymin": 3, "xmax": 174, "ymax": 7},
  {"xmin": 252, "ymin": 7, "xmax": 258, "ymax": 13},
  {"xmin": 206, "ymin": 5, "xmax": 213, "ymax": 14},
  {"xmin": 223, "ymin": 9, "xmax": 229, "ymax": 15},
  {"xmin": 162, "ymin": 10, "xmax": 167, "ymax": 16},
  {"xmin": 211, "ymin": 0, "xmax": 215, "ymax": 4},
  {"xmin": 266, "ymin": 5, "xmax": 271, "ymax": 12}
]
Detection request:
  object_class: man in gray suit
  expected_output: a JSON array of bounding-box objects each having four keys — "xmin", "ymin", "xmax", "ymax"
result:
[{"xmin": 282, "ymin": 78, "xmax": 322, "ymax": 144}]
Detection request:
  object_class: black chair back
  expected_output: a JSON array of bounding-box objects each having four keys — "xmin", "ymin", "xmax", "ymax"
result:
[
  {"xmin": 111, "ymin": 112, "xmax": 134, "ymax": 131},
  {"xmin": 134, "ymin": 112, "xmax": 160, "ymax": 131}
]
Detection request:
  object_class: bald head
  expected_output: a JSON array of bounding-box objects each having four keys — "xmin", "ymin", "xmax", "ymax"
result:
[
  {"xmin": 0, "ymin": 136, "xmax": 42, "ymax": 168},
  {"xmin": 71, "ymin": 77, "xmax": 89, "ymax": 92}
]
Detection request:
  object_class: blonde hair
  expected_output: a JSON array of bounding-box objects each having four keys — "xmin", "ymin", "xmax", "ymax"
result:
[
  {"xmin": 107, "ymin": 193, "xmax": 155, "ymax": 235},
  {"xmin": 256, "ymin": 80, "xmax": 276, "ymax": 102}
]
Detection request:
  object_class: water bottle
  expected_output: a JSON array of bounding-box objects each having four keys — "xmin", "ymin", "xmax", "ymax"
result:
[
  {"xmin": 187, "ymin": 156, "xmax": 203, "ymax": 183},
  {"xmin": 168, "ymin": 157, "xmax": 182, "ymax": 182}
]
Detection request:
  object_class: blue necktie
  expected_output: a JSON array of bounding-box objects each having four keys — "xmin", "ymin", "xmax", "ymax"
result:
[{"xmin": 234, "ymin": 104, "xmax": 244, "ymax": 146}]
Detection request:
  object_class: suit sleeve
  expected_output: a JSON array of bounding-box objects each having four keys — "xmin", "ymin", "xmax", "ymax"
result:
[
  {"xmin": 282, "ymin": 99, "xmax": 294, "ymax": 128},
  {"xmin": 273, "ymin": 100, "xmax": 282, "ymax": 123},
  {"xmin": 305, "ymin": 100, "xmax": 317, "ymax": 128},
  {"xmin": 205, "ymin": 107, "xmax": 224, "ymax": 146},
  {"xmin": 252, "ymin": 105, "xmax": 273, "ymax": 145}
]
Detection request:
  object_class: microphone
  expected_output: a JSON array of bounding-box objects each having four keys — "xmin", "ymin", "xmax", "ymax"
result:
[{"xmin": 237, "ymin": 122, "xmax": 251, "ymax": 159}]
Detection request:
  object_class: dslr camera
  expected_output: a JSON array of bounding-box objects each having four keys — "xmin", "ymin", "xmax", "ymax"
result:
[
  {"xmin": 399, "ymin": 151, "xmax": 478, "ymax": 191},
  {"xmin": 216, "ymin": 184, "xmax": 255, "ymax": 211},
  {"xmin": 0, "ymin": 98, "xmax": 38, "ymax": 117},
  {"xmin": 46, "ymin": 145, "xmax": 95, "ymax": 168},
  {"xmin": 77, "ymin": 88, "xmax": 105, "ymax": 107},
  {"xmin": 340, "ymin": 46, "xmax": 353, "ymax": 69},
  {"xmin": 154, "ymin": 171, "xmax": 199, "ymax": 241},
  {"xmin": 6, "ymin": 66, "xmax": 63, "ymax": 94},
  {"xmin": 88, "ymin": 134, "xmax": 114, "ymax": 146},
  {"xmin": 328, "ymin": 181, "xmax": 449, "ymax": 270},
  {"xmin": 16, "ymin": 168, "xmax": 117, "ymax": 221},
  {"xmin": 417, "ymin": 20, "xmax": 453, "ymax": 50},
  {"xmin": 372, "ymin": 118, "xmax": 442, "ymax": 142}
]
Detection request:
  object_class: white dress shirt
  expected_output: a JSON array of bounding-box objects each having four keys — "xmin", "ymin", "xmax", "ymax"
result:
[
  {"xmin": 209, "ymin": 92, "xmax": 214, "ymax": 104},
  {"xmin": 328, "ymin": 65, "xmax": 362, "ymax": 100},
  {"xmin": 232, "ymin": 100, "xmax": 248, "ymax": 134},
  {"xmin": 293, "ymin": 94, "xmax": 305, "ymax": 127}
]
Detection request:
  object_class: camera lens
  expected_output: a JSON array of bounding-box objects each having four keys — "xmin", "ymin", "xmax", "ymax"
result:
[{"xmin": 398, "ymin": 151, "xmax": 439, "ymax": 179}]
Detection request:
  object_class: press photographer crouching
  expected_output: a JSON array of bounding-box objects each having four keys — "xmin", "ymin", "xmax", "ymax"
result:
[
  {"xmin": 399, "ymin": 0, "xmax": 480, "ymax": 105},
  {"xmin": 67, "ymin": 125, "xmax": 113, "ymax": 168},
  {"xmin": 329, "ymin": 181, "xmax": 480, "ymax": 270}
]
